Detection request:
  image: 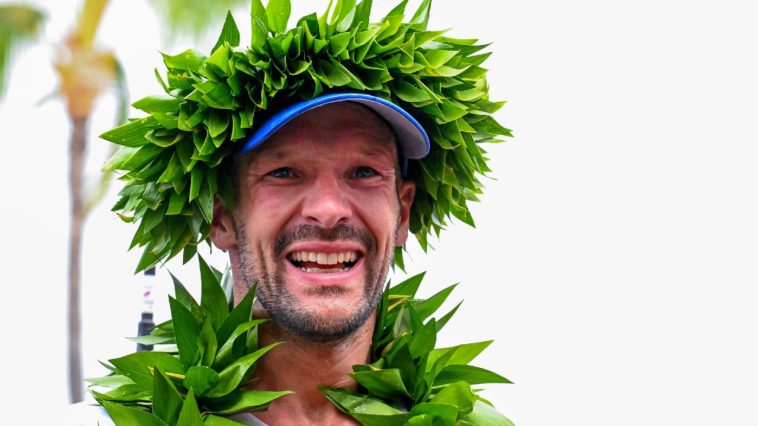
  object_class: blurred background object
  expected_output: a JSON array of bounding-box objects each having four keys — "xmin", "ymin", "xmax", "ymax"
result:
[{"xmin": 0, "ymin": 0, "xmax": 245, "ymax": 403}]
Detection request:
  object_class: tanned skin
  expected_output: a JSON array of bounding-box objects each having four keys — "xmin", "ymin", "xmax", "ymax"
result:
[{"xmin": 210, "ymin": 103, "xmax": 415, "ymax": 425}]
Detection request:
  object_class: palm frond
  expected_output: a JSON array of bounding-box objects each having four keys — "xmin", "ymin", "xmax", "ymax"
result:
[
  {"xmin": 0, "ymin": 4, "xmax": 45, "ymax": 98},
  {"xmin": 149, "ymin": 0, "xmax": 247, "ymax": 42}
]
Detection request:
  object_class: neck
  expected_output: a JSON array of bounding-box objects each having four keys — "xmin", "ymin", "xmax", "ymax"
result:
[{"xmin": 249, "ymin": 314, "xmax": 375, "ymax": 425}]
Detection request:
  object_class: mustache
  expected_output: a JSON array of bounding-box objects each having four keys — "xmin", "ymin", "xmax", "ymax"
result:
[{"xmin": 274, "ymin": 224, "xmax": 377, "ymax": 258}]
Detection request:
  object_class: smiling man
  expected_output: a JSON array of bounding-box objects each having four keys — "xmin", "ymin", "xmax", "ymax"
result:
[
  {"xmin": 85, "ymin": 0, "xmax": 513, "ymax": 424},
  {"xmin": 209, "ymin": 95, "xmax": 423, "ymax": 424}
]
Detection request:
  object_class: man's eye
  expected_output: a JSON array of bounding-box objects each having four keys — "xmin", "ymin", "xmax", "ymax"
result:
[
  {"xmin": 267, "ymin": 167, "xmax": 293, "ymax": 179},
  {"xmin": 354, "ymin": 166, "xmax": 378, "ymax": 178}
]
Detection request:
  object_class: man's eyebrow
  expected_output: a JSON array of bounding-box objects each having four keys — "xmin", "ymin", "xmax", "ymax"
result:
[
  {"xmin": 353, "ymin": 143, "xmax": 396, "ymax": 159},
  {"xmin": 254, "ymin": 140, "xmax": 396, "ymax": 162}
]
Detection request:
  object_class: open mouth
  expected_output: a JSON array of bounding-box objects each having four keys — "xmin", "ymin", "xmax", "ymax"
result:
[{"xmin": 287, "ymin": 251, "xmax": 361, "ymax": 273}]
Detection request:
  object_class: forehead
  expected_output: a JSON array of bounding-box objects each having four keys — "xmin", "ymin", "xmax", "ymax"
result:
[{"xmin": 243, "ymin": 102, "xmax": 398, "ymax": 164}]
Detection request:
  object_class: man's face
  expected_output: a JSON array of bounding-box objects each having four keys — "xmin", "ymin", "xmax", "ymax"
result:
[{"xmin": 211, "ymin": 103, "xmax": 415, "ymax": 342}]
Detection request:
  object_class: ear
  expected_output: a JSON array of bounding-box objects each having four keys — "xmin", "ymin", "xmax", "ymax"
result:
[
  {"xmin": 210, "ymin": 196, "xmax": 237, "ymax": 251},
  {"xmin": 395, "ymin": 180, "xmax": 416, "ymax": 246}
]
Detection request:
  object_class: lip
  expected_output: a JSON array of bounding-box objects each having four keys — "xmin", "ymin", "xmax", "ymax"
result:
[{"xmin": 283, "ymin": 241, "xmax": 365, "ymax": 287}]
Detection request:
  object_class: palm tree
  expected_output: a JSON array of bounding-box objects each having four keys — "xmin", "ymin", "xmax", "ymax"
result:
[{"xmin": 0, "ymin": 0, "xmax": 245, "ymax": 403}]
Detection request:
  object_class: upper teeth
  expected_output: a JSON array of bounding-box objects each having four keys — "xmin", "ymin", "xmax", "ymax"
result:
[{"xmin": 289, "ymin": 251, "xmax": 358, "ymax": 265}]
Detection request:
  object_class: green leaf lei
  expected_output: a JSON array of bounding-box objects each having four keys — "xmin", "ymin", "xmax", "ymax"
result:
[
  {"xmin": 100, "ymin": 0, "xmax": 511, "ymax": 273},
  {"xmin": 323, "ymin": 272, "xmax": 514, "ymax": 425},
  {"xmin": 89, "ymin": 259, "xmax": 513, "ymax": 425},
  {"xmin": 88, "ymin": 257, "xmax": 291, "ymax": 425}
]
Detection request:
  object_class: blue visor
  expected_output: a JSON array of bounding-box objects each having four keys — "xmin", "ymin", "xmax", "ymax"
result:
[{"xmin": 238, "ymin": 93, "xmax": 430, "ymax": 160}]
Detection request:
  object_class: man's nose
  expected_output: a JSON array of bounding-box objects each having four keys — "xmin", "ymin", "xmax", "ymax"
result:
[{"xmin": 301, "ymin": 175, "xmax": 352, "ymax": 229}]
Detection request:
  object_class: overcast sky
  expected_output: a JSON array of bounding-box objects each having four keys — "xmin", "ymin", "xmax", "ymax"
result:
[{"xmin": 1, "ymin": 1, "xmax": 757, "ymax": 425}]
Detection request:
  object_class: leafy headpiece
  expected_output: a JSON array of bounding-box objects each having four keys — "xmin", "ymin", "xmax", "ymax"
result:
[{"xmin": 101, "ymin": 0, "xmax": 511, "ymax": 271}]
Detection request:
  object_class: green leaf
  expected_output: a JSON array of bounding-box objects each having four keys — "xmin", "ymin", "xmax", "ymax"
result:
[
  {"xmin": 214, "ymin": 319, "xmax": 266, "ymax": 370},
  {"xmin": 171, "ymin": 272, "xmax": 205, "ymax": 323},
  {"xmin": 435, "ymin": 301, "xmax": 462, "ymax": 332},
  {"xmin": 350, "ymin": 368, "xmax": 412, "ymax": 401},
  {"xmin": 434, "ymin": 364, "xmax": 511, "ymax": 386},
  {"xmin": 408, "ymin": 402, "xmax": 458, "ymax": 425},
  {"xmin": 84, "ymin": 374, "xmax": 134, "ymax": 387},
  {"xmin": 423, "ymin": 49, "xmax": 458, "ymax": 68},
  {"xmin": 220, "ymin": 265, "xmax": 234, "ymax": 306},
  {"xmin": 414, "ymin": 283, "xmax": 457, "ymax": 321},
  {"xmin": 157, "ymin": 152, "xmax": 184, "ymax": 184},
  {"xmin": 406, "ymin": 414, "xmax": 433, "ymax": 426},
  {"xmin": 202, "ymin": 84, "xmax": 237, "ymax": 110},
  {"xmin": 319, "ymin": 59, "xmax": 351, "ymax": 86},
  {"xmin": 331, "ymin": 0, "xmax": 356, "ymax": 32},
  {"xmin": 100, "ymin": 116, "xmax": 160, "ymax": 147},
  {"xmin": 328, "ymin": 31, "xmax": 352, "ymax": 57},
  {"xmin": 208, "ymin": 342, "xmax": 282, "ymax": 397},
  {"xmin": 184, "ymin": 365, "xmax": 220, "ymax": 397},
  {"xmin": 459, "ymin": 400, "xmax": 515, "ymax": 426},
  {"xmin": 136, "ymin": 249, "xmax": 161, "ymax": 273},
  {"xmin": 393, "ymin": 79, "xmax": 430, "ymax": 103},
  {"xmin": 409, "ymin": 0, "xmax": 431, "ymax": 29},
  {"xmin": 206, "ymin": 389, "xmax": 292, "ymax": 414},
  {"xmin": 101, "ymin": 401, "xmax": 167, "ymax": 426},
  {"xmin": 109, "ymin": 352, "xmax": 185, "ymax": 389},
  {"xmin": 163, "ymin": 49, "xmax": 205, "ymax": 72},
  {"xmin": 92, "ymin": 384, "xmax": 151, "ymax": 403},
  {"xmin": 177, "ymin": 390, "xmax": 204, "ymax": 426},
  {"xmin": 207, "ymin": 109, "xmax": 230, "ymax": 138},
  {"xmin": 204, "ymin": 415, "xmax": 247, "ymax": 425},
  {"xmin": 167, "ymin": 191, "xmax": 186, "ymax": 215},
  {"xmin": 199, "ymin": 255, "xmax": 230, "ymax": 329},
  {"xmin": 427, "ymin": 341, "xmax": 492, "ymax": 372},
  {"xmin": 266, "ymin": 0, "xmax": 291, "ymax": 33},
  {"xmin": 408, "ymin": 318, "xmax": 436, "ymax": 359},
  {"xmin": 217, "ymin": 282, "xmax": 255, "ymax": 345},
  {"xmin": 321, "ymin": 387, "xmax": 404, "ymax": 416},
  {"xmin": 385, "ymin": 0, "xmax": 408, "ymax": 18},
  {"xmin": 250, "ymin": 0, "xmax": 268, "ymax": 51},
  {"xmin": 389, "ymin": 271, "xmax": 425, "ymax": 299},
  {"xmin": 108, "ymin": 144, "xmax": 162, "ymax": 171},
  {"xmin": 472, "ymin": 116, "xmax": 512, "ymax": 137},
  {"xmin": 133, "ymin": 96, "xmax": 181, "ymax": 113},
  {"xmin": 198, "ymin": 178, "xmax": 215, "ymax": 223},
  {"xmin": 212, "ymin": 11, "xmax": 241, "ymax": 54},
  {"xmin": 429, "ymin": 381, "xmax": 474, "ymax": 414},
  {"xmin": 189, "ymin": 165, "xmax": 205, "ymax": 201},
  {"xmin": 146, "ymin": 128, "xmax": 184, "ymax": 147},
  {"xmin": 316, "ymin": 0, "xmax": 333, "ymax": 37},
  {"xmin": 198, "ymin": 319, "xmax": 219, "ymax": 366},
  {"xmin": 169, "ymin": 296, "xmax": 201, "ymax": 368},
  {"xmin": 352, "ymin": 0, "xmax": 372, "ymax": 30},
  {"xmin": 154, "ymin": 368, "xmax": 183, "ymax": 425}
]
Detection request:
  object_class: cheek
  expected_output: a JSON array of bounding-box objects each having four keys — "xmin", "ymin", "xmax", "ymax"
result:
[
  {"xmin": 352, "ymin": 191, "xmax": 401, "ymax": 238},
  {"xmin": 238, "ymin": 188, "xmax": 301, "ymax": 244}
]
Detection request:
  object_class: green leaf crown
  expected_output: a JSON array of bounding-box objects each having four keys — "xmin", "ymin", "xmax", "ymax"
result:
[{"xmin": 100, "ymin": 0, "xmax": 511, "ymax": 272}]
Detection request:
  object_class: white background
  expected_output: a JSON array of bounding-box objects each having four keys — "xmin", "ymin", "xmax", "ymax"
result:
[{"xmin": 1, "ymin": 0, "xmax": 756, "ymax": 425}]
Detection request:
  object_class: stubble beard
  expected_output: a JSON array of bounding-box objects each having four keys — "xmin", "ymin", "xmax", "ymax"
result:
[{"xmin": 234, "ymin": 222, "xmax": 394, "ymax": 343}]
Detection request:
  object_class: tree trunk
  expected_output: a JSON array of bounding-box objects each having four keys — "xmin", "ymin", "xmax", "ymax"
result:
[{"xmin": 68, "ymin": 115, "xmax": 88, "ymax": 403}]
